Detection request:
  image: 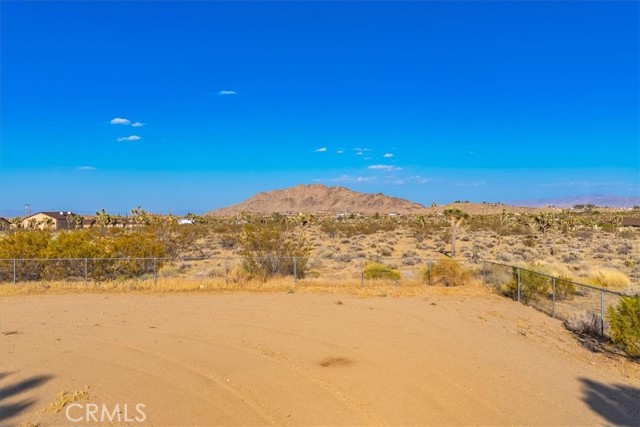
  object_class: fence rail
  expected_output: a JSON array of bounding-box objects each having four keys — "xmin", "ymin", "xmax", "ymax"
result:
[
  {"xmin": 481, "ymin": 260, "xmax": 630, "ymax": 337},
  {"xmin": 1, "ymin": 256, "xmax": 635, "ymax": 338}
]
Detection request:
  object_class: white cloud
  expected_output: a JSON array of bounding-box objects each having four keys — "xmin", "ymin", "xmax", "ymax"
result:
[
  {"xmin": 336, "ymin": 149, "xmax": 344, "ymax": 154},
  {"xmin": 353, "ymin": 147, "xmax": 372, "ymax": 156},
  {"xmin": 110, "ymin": 117, "xmax": 131, "ymax": 125},
  {"xmin": 131, "ymin": 122, "xmax": 144, "ymax": 127},
  {"xmin": 218, "ymin": 90, "xmax": 237, "ymax": 95},
  {"xmin": 386, "ymin": 175, "xmax": 430, "ymax": 185},
  {"xmin": 315, "ymin": 147, "xmax": 327, "ymax": 152},
  {"xmin": 383, "ymin": 153, "xmax": 394, "ymax": 158},
  {"xmin": 368, "ymin": 164, "xmax": 402, "ymax": 172},
  {"xmin": 77, "ymin": 166, "xmax": 96, "ymax": 171},
  {"xmin": 117, "ymin": 135, "xmax": 141, "ymax": 142}
]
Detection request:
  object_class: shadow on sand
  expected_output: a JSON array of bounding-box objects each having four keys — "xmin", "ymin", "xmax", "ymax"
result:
[
  {"xmin": 0, "ymin": 372, "xmax": 53, "ymax": 426},
  {"xmin": 580, "ymin": 377, "xmax": 640, "ymax": 427}
]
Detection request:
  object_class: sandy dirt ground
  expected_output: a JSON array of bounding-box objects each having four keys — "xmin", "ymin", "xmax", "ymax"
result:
[{"xmin": 1, "ymin": 290, "xmax": 639, "ymax": 427}]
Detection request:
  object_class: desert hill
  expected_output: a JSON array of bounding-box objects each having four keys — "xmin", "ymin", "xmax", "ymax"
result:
[
  {"xmin": 206, "ymin": 184, "xmax": 553, "ymax": 216},
  {"xmin": 207, "ymin": 184, "xmax": 427, "ymax": 216}
]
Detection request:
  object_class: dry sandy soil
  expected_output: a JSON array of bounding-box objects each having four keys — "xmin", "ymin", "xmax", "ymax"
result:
[{"xmin": 1, "ymin": 290, "xmax": 639, "ymax": 427}]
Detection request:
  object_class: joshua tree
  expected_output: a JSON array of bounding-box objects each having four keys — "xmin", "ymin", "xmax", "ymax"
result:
[{"xmin": 443, "ymin": 208, "xmax": 469, "ymax": 257}]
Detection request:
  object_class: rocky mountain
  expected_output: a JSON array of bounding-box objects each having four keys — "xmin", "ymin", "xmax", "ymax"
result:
[
  {"xmin": 515, "ymin": 195, "xmax": 640, "ymax": 209},
  {"xmin": 207, "ymin": 184, "xmax": 427, "ymax": 216}
]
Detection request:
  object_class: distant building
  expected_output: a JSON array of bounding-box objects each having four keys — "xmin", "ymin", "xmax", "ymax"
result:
[
  {"xmin": 621, "ymin": 217, "xmax": 640, "ymax": 228},
  {"xmin": 21, "ymin": 211, "xmax": 80, "ymax": 230},
  {"xmin": 0, "ymin": 217, "xmax": 10, "ymax": 231}
]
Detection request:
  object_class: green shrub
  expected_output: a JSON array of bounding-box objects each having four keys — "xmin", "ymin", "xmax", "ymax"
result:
[
  {"xmin": 240, "ymin": 222, "xmax": 311, "ymax": 280},
  {"xmin": 0, "ymin": 230, "xmax": 51, "ymax": 281},
  {"xmin": 364, "ymin": 263, "xmax": 400, "ymax": 281},
  {"xmin": 502, "ymin": 267, "xmax": 551, "ymax": 304},
  {"xmin": 607, "ymin": 296, "xmax": 640, "ymax": 357},
  {"xmin": 554, "ymin": 275, "xmax": 576, "ymax": 300},
  {"xmin": 424, "ymin": 258, "xmax": 471, "ymax": 286}
]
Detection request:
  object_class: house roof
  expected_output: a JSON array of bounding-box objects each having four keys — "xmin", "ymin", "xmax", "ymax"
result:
[
  {"xmin": 622, "ymin": 217, "xmax": 640, "ymax": 227},
  {"xmin": 0, "ymin": 217, "xmax": 10, "ymax": 224},
  {"xmin": 23, "ymin": 211, "xmax": 78, "ymax": 221}
]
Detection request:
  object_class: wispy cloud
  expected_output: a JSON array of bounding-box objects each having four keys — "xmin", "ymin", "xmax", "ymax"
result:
[
  {"xmin": 218, "ymin": 90, "xmax": 237, "ymax": 95},
  {"xmin": 383, "ymin": 153, "xmax": 394, "ymax": 158},
  {"xmin": 110, "ymin": 117, "xmax": 131, "ymax": 125},
  {"xmin": 368, "ymin": 164, "xmax": 402, "ymax": 172},
  {"xmin": 315, "ymin": 175, "xmax": 376, "ymax": 184},
  {"xmin": 353, "ymin": 147, "xmax": 372, "ymax": 156},
  {"xmin": 131, "ymin": 122, "xmax": 145, "ymax": 127},
  {"xmin": 336, "ymin": 149, "xmax": 344, "ymax": 154},
  {"xmin": 315, "ymin": 147, "xmax": 327, "ymax": 153},
  {"xmin": 385, "ymin": 175, "xmax": 429, "ymax": 185},
  {"xmin": 117, "ymin": 135, "xmax": 141, "ymax": 142},
  {"xmin": 77, "ymin": 166, "xmax": 96, "ymax": 171}
]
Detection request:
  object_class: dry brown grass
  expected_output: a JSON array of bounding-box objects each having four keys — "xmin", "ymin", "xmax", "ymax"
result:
[{"xmin": 41, "ymin": 389, "xmax": 89, "ymax": 414}]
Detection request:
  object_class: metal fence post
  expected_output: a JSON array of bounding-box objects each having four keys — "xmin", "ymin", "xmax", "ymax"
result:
[
  {"xmin": 360, "ymin": 257, "xmax": 364, "ymax": 287},
  {"xmin": 12, "ymin": 259, "xmax": 16, "ymax": 285},
  {"xmin": 84, "ymin": 258, "xmax": 88, "ymax": 289},
  {"xmin": 482, "ymin": 261, "xmax": 486, "ymax": 285},
  {"xmin": 153, "ymin": 258, "xmax": 157, "ymax": 290},
  {"xmin": 516, "ymin": 268, "xmax": 521, "ymax": 303},
  {"xmin": 224, "ymin": 257, "xmax": 228, "ymax": 284},
  {"xmin": 600, "ymin": 290, "xmax": 605, "ymax": 336},
  {"xmin": 551, "ymin": 277, "xmax": 556, "ymax": 318},
  {"xmin": 293, "ymin": 257, "xmax": 297, "ymax": 284},
  {"xmin": 428, "ymin": 261, "xmax": 433, "ymax": 286}
]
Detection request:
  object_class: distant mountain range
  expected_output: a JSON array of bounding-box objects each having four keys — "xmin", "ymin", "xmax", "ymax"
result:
[
  {"xmin": 514, "ymin": 195, "xmax": 640, "ymax": 209},
  {"xmin": 207, "ymin": 184, "xmax": 427, "ymax": 216}
]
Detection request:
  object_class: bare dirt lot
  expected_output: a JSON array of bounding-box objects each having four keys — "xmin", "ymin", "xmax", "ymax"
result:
[{"xmin": 1, "ymin": 291, "xmax": 639, "ymax": 427}]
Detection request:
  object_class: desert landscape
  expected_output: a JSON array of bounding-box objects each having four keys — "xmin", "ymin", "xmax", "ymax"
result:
[{"xmin": 1, "ymin": 184, "xmax": 639, "ymax": 427}]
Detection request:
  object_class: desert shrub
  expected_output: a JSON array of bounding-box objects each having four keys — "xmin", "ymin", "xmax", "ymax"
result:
[
  {"xmin": 424, "ymin": 258, "xmax": 472, "ymax": 287},
  {"xmin": 554, "ymin": 275, "xmax": 576, "ymax": 300},
  {"xmin": 564, "ymin": 311, "xmax": 602, "ymax": 337},
  {"xmin": 377, "ymin": 246, "xmax": 393, "ymax": 257},
  {"xmin": 588, "ymin": 269, "xmax": 631, "ymax": 289},
  {"xmin": 0, "ymin": 230, "xmax": 51, "ymax": 281},
  {"xmin": 240, "ymin": 222, "xmax": 311, "ymax": 280},
  {"xmin": 0, "ymin": 229, "xmax": 51, "ymax": 259},
  {"xmin": 617, "ymin": 243, "xmax": 632, "ymax": 256},
  {"xmin": 502, "ymin": 266, "xmax": 551, "ymax": 304},
  {"xmin": 219, "ymin": 234, "xmax": 238, "ymax": 249},
  {"xmin": 607, "ymin": 296, "xmax": 640, "ymax": 357},
  {"xmin": 364, "ymin": 263, "xmax": 400, "ymax": 281}
]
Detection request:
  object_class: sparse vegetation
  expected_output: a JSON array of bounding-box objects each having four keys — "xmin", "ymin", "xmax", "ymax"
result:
[
  {"xmin": 564, "ymin": 311, "xmax": 602, "ymax": 337},
  {"xmin": 501, "ymin": 266, "xmax": 551, "ymax": 304},
  {"xmin": 425, "ymin": 258, "xmax": 472, "ymax": 287},
  {"xmin": 587, "ymin": 269, "xmax": 631, "ymax": 289},
  {"xmin": 239, "ymin": 221, "xmax": 311, "ymax": 280},
  {"xmin": 363, "ymin": 262, "xmax": 401, "ymax": 281}
]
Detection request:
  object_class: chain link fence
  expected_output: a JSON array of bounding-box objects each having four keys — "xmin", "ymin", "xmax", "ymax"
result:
[
  {"xmin": 1, "ymin": 257, "xmax": 632, "ymax": 339},
  {"xmin": 482, "ymin": 260, "xmax": 628, "ymax": 337},
  {"xmin": 0, "ymin": 256, "xmax": 442, "ymax": 290}
]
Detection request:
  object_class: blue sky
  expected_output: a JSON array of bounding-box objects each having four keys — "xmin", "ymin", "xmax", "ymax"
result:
[{"xmin": 1, "ymin": 1, "xmax": 638, "ymax": 215}]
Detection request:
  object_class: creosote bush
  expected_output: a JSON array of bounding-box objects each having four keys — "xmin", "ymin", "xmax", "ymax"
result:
[
  {"xmin": 239, "ymin": 222, "xmax": 311, "ymax": 280},
  {"xmin": 424, "ymin": 258, "xmax": 472, "ymax": 287},
  {"xmin": 501, "ymin": 266, "xmax": 551, "ymax": 304},
  {"xmin": 0, "ymin": 229, "xmax": 165, "ymax": 282},
  {"xmin": 554, "ymin": 275, "xmax": 576, "ymax": 301},
  {"xmin": 363, "ymin": 263, "xmax": 401, "ymax": 281},
  {"xmin": 607, "ymin": 296, "xmax": 640, "ymax": 357}
]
